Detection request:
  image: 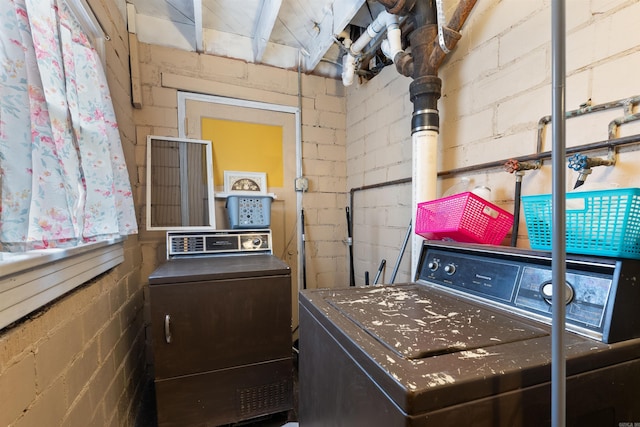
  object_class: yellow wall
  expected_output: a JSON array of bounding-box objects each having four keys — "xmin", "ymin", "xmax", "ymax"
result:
[{"xmin": 202, "ymin": 118, "xmax": 284, "ymax": 187}]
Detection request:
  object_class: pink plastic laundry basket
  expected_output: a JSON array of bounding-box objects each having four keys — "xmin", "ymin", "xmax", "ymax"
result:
[{"xmin": 415, "ymin": 192, "xmax": 514, "ymax": 245}]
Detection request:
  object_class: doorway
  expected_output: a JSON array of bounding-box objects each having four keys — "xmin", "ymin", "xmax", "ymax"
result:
[{"xmin": 178, "ymin": 92, "xmax": 301, "ymax": 330}]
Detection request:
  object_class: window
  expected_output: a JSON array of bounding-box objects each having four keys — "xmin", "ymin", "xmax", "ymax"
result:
[{"xmin": 0, "ymin": 0, "xmax": 137, "ymax": 330}]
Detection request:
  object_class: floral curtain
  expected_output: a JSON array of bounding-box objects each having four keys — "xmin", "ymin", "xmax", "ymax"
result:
[{"xmin": 0, "ymin": 0, "xmax": 137, "ymax": 252}]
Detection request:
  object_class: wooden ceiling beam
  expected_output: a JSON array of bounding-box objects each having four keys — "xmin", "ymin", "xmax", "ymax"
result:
[
  {"xmin": 253, "ymin": 0, "xmax": 283, "ymax": 62},
  {"xmin": 194, "ymin": 0, "xmax": 203, "ymax": 52},
  {"xmin": 305, "ymin": 0, "xmax": 364, "ymax": 71}
]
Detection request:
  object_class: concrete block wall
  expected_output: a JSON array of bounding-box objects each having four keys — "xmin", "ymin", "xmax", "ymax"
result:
[
  {"xmin": 0, "ymin": 248, "xmax": 144, "ymax": 427},
  {"xmin": 300, "ymin": 77, "xmax": 349, "ymax": 289},
  {"xmin": 440, "ymin": 0, "xmax": 640, "ymax": 241},
  {"xmin": 346, "ymin": 64, "xmax": 416, "ymax": 286},
  {"xmin": 346, "ymin": 0, "xmax": 640, "ymax": 285},
  {"xmin": 133, "ymin": 43, "xmax": 348, "ymax": 343},
  {"xmin": 0, "ymin": 0, "xmax": 147, "ymax": 425}
]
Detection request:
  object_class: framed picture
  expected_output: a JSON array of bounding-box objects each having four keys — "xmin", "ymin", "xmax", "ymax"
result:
[{"xmin": 224, "ymin": 171, "xmax": 267, "ymax": 195}]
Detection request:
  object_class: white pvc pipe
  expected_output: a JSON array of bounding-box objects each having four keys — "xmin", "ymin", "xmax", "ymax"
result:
[
  {"xmin": 381, "ymin": 26, "xmax": 403, "ymax": 61},
  {"xmin": 342, "ymin": 53, "xmax": 357, "ymax": 86},
  {"xmin": 411, "ymin": 130, "xmax": 439, "ymax": 276},
  {"xmin": 350, "ymin": 11, "xmax": 392, "ymax": 54},
  {"xmin": 342, "ymin": 11, "xmax": 402, "ymax": 86}
]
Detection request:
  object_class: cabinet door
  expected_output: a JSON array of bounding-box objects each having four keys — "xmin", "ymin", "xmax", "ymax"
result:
[{"xmin": 150, "ymin": 275, "xmax": 291, "ymax": 379}]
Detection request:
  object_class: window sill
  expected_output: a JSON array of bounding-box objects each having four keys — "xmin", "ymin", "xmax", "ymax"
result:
[{"xmin": 0, "ymin": 238, "xmax": 125, "ymax": 331}]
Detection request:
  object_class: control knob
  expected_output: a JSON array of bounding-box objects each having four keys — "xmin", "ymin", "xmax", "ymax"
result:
[
  {"xmin": 444, "ymin": 264, "xmax": 457, "ymax": 275},
  {"xmin": 428, "ymin": 261, "xmax": 439, "ymax": 271},
  {"xmin": 242, "ymin": 236, "xmax": 263, "ymax": 249},
  {"xmin": 540, "ymin": 281, "xmax": 574, "ymax": 305}
]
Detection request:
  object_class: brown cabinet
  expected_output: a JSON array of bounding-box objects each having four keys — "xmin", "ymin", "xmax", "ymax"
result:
[{"xmin": 149, "ymin": 255, "xmax": 293, "ymax": 426}]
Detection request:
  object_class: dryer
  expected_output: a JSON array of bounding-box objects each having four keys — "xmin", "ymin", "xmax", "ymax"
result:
[{"xmin": 149, "ymin": 230, "xmax": 293, "ymax": 426}]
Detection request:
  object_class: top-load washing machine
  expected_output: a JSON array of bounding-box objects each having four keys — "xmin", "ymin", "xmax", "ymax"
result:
[{"xmin": 299, "ymin": 241, "xmax": 640, "ymax": 426}]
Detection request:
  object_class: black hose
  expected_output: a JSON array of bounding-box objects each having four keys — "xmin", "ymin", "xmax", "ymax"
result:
[
  {"xmin": 511, "ymin": 178, "xmax": 522, "ymax": 247},
  {"xmin": 301, "ymin": 209, "xmax": 307, "ymax": 290},
  {"xmin": 373, "ymin": 259, "xmax": 386, "ymax": 285},
  {"xmin": 346, "ymin": 207, "xmax": 355, "ymax": 286}
]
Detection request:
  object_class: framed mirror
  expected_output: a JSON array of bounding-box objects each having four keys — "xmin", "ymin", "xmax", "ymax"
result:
[{"xmin": 146, "ymin": 135, "xmax": 215, "ymax": 230}]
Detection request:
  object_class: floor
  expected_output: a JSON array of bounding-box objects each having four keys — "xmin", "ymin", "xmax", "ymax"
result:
[{"xmin": 228, "ymin": 412, "xmax": 297, "ymax": 427}]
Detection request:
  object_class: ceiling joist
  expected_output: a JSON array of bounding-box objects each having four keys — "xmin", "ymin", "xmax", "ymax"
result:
[
  {"xmin": 305, "ymin": 0, "xmax": 365, "ymax": 71},
  {"xmin": 130, "ymin": 0, "xmax": 376, "ymax": 78},
  {"xmin": 194, "ymin": 0, "xmax": 203, "ymax": 52},
  {"xmin": 253, "ymin": 0, "xmax": 283, "ymax": 62}
]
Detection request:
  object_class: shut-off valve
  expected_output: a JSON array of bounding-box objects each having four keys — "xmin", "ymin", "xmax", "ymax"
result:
[
  {"xmin": 504, "ymin": 159, "xmax": 541, "ymax": 175},
  {"xmin": 567, "ymin": 153, "xmax": 616, "ymax": 189},
  {"xmin": 504, "ymin": 160, "xmax": 541, "ymax": 247}
]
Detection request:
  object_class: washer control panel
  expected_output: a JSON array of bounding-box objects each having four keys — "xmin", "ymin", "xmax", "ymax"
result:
[{"xmin": 417, "ymin": 244, "xmax": 620, "ymax": 341}]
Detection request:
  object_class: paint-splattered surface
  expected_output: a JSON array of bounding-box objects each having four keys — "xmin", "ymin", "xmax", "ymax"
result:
[
  {"xmin": 300, "ymin": 283, "xmax": 626, "ymax": 415},
  {"xmin": 326, "ymin": 285, "xmax": 547, "ymax": 359}
]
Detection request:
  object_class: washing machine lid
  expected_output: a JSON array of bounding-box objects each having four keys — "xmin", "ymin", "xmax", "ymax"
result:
[{"xmin": 327, "ymin": 285, "xmax": 548, "ymax": 359}]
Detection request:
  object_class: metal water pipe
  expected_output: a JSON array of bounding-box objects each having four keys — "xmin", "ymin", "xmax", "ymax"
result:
[
  {"xmin": 609, "ymin": 99, "xmax": 640, "ymax": 139},
  {"xmin": 536, "ymin": 95, "xmax": 640, "ymax": 154}
]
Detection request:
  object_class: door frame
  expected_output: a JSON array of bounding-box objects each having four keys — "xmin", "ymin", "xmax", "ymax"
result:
[{"xmin": 177, "ymin": 91, "xmax": 303, "ymax": 292}]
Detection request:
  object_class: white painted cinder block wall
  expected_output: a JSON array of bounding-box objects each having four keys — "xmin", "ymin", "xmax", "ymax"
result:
[{"xmin": 346, "ymin": 0, "xmax": 640, "ymax": 286}]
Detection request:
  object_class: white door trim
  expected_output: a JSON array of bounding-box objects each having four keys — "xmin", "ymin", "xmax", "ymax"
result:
[{"xmin": 177, "ymin": 91, "xmax": 304, "ymax": 293}]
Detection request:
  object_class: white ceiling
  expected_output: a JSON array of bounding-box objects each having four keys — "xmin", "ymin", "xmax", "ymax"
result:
[{"xmin": 127, "ymin": 0, "xmax": 386, "ymax": 78}]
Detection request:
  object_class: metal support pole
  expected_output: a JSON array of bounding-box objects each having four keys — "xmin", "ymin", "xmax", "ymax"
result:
[{"xmin": 551, "ymin": 0, "xmax": 567, "ymax": 426}]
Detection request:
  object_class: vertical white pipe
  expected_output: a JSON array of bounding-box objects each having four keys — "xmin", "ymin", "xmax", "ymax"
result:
[{"xmin": 411, "ymin": 130, "xmax": 439, "ymax": 276}]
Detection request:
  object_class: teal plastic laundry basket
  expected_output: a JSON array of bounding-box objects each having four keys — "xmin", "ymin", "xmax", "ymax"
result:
[{"xmin": 522, "ymin": 188, "xmax": 640, "ymax": 259}]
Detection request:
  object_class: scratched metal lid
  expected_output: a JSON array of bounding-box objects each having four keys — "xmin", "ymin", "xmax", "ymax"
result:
[{"xmin": 326, "ymin": 285, "xmax": 547, "ymax": 359}]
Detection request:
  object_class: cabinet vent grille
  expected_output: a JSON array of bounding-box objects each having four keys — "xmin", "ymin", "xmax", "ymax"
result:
[{"xmin": 238, "ymin": 380, "xmax": 291, "ymax": 418}]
